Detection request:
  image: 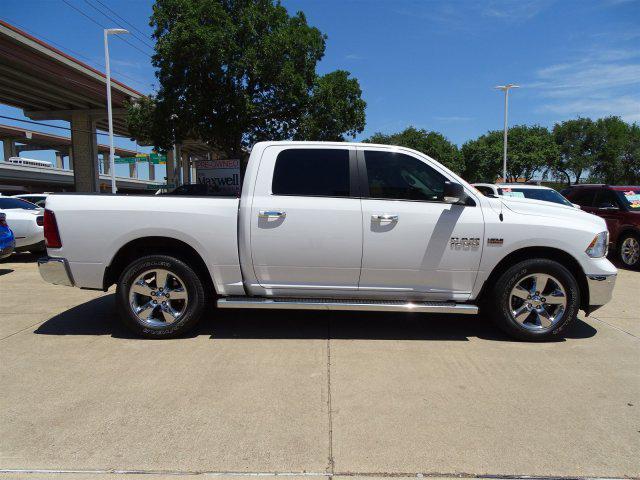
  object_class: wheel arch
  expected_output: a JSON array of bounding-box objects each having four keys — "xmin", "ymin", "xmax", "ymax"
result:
[
  {"xmin": 477, "ymin": 246, "xmax": 589, "ymax": 310},
  {"xmin": 104, "ymin": 236, "xmax": 215, "ymax": 296}
]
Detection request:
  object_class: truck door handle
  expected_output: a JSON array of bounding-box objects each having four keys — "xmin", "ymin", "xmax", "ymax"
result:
[
  {"xmin": 372, "ymin": 214, "xmax": 398, "ymax": 222},
  {"xmin": 259, "ymin": 210, "xmax": 286, "ymax": 218}
]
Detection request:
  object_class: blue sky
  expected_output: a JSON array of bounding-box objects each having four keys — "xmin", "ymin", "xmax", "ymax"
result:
[{"xmin": 2, "ymin": 0, "xmax": 639, "ymax": 179}]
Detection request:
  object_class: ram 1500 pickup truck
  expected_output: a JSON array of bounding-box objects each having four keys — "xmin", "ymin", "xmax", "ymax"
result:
[{"xmin": 38, "ymin": 141, "xmax": 617, "ymax": 341}]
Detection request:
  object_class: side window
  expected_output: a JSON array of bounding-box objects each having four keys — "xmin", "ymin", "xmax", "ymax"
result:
[
  {"xmin": 272, "ymin": 149, "xmax": 350, "ymax": 197},
  {"xmin": 595, "ymin": 190, "xmax": 619, "ymax": 208},
  {"xmin": 364, "ymin": 151, "xmax": 446, "ymax": 201},
  {"xmin": 570, "ymin": 189, "xmax": 596, "ymax": 207}
]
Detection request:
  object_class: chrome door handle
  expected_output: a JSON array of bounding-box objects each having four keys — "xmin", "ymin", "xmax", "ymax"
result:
[
  {"xmin": 372, "ymin": 214, "xmax": 398, "ymax": 221},
  {"xmin": 259, "ymin": 210, "xmax": 286, "ymax": 218}
]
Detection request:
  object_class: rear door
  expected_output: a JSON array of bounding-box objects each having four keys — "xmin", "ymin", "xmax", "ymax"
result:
[
  {"xmin": 249, "ymin": 145, "xmax": 363, "ymax": 294},
  {"xmin": 357, "ymin": 147, "xmax": 484, "ymax": 301}
]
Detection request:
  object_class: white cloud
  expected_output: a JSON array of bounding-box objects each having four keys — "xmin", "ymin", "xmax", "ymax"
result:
[
  {"xmin": 482, "ymin": 0, "xmax": 553, "ymax": 21},
  {"xmin": 530, "ymin": 47, "xmax": 640, "ymax": 122},
  {"xmin": 394, "ymin": 0, "xmax": 552, "ymax": 27}
]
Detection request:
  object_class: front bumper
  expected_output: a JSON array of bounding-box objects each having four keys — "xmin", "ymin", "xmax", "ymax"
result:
[
  {"xmin": 38, "ymin": 257, "xmax": 74, "ymax": 287},
  {"xmin": 586, "ymin": 273, "xmax": 616, "ymax": 309}
]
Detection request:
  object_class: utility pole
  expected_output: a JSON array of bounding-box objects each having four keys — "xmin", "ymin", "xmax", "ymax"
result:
[
  {"xmin": 104, "ymin": 28, "xmax": 129, "ymax": 193},
  {"xmin": 495, "ymin": 84, "xmax": 519, "ymax": 182}
]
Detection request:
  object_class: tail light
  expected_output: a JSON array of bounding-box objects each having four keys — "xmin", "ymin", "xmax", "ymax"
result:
[
  {"xmin": 43, "ymin": 209, "xmax": 62, "ymax": 248},
  {"xmin": 36, "ymin": 215, "xmax": 44, "ymax": 226}
]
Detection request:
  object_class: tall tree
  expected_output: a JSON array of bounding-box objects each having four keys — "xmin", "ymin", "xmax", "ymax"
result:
[
  {"xmin": 590, "ymin": 116, "xmax": 630, "ymax": 184},
  {"xmin": 295, "ymin": 70, "xmax": 366, "ymax": 141},
  {"xmin": 366, "ymin": 126, "xmax": 463, "ymax": 174},
  {"xmin": 461, "ymin": 125, "xmax": 558, "ymax": 182},
  {"xmin": 552, "ymin": 117, "xmax": 596, "ymax": 185},
  {"xmin": 128, "ymin": 0, "xmax": 366, "ymax": 156}
]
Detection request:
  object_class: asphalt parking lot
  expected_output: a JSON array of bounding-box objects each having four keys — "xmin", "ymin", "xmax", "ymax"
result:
[{"xmin": 0, "ymin": 253, "xmax": 638, "ymax": 480}]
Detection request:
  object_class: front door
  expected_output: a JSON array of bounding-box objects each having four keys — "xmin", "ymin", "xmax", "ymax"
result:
[
  {"xmin": 357, "ymin": 147, "xmax": 484, "ymax": 301},
  {"xmin": 249, "ymin": 145, "xmax": 362, "ymax": 294}
]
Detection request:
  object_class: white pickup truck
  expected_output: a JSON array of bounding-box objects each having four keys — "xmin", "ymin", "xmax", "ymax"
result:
[{"xmin": 38, "ymin": 141, "xmax": 617, "ymax": 341}]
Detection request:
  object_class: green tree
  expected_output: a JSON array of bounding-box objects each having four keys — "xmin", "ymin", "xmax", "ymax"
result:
[
  {"xmin": 295, "ymin": 70, "xmax": 366, "ymax": 141},
  {"xmin": 590, "ymin": 116, "xmax": 630, "ymax": 184},
  {"xmin": 366, "ymin": 126, "xmax": 462, "ymax": 174},
  {"xmin": 128, "ymin": 0, "xmax": 366, "ymax": 157},
  {"xmin": 552, "ymin": 117, "xmax": 596, "ymax": 185},
  {"xmin": 461, "ymin": 125, "xmax": 558, "ymax": 182},
  {"xmin": 623, "ymin": 123, "xmax": 640, "ymax": 184}
]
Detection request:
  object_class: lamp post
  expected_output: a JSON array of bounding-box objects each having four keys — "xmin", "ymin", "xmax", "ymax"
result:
[
  {"xmin": 495, "ymin": 84, "xmax": 519, "ymax": 182},
  {"xmin": 104, "ymin": 28, "xmax": 129, "ymax": 194}
]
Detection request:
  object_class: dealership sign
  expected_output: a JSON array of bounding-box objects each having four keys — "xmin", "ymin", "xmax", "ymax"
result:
[{"xmin": 194, "ymin": 159, "xmax": 241, "ymax": 195}]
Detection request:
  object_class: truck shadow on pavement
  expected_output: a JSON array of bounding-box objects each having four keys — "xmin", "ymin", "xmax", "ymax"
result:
[{"xmin": 34, "ymin": 293, "xmax": 598, "ymax": 342}]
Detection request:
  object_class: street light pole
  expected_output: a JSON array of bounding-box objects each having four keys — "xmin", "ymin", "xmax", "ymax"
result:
[
  {"xmin": 495, "ymin": 84, "xmax": 519, "ymax": 182},
  {"xmin": 104, "ymin": 28, "xmax": 129, "ymax": 194}
]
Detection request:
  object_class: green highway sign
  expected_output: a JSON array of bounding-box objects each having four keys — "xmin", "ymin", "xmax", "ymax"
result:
[
  {"xmin": 115, "ymin": 153, "xmax": 167, "ymax": 165},
  {"xmin": 114, "ymin": 157, "xmax": 137, "ymax": 164},
  {"xmin": 149, "ymin": 153, "xmax": 167, "ymax": 164}
]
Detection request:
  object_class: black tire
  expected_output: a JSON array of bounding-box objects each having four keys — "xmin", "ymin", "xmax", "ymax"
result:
[
  {"xmin": 116, "ymin": 255, "xmax": 206, "ymax": 339},
  {"xmin": 487, "ymin": 258, "xmax": 580, "ymax": 341},
  {"xmin": 617, "ymin": 232, "xmax": 640, "ymax": 270}
]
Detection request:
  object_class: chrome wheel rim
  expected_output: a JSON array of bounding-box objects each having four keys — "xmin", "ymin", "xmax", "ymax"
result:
[
  {"xmin": 509, "ymin": 273, "xmax": 567, "ymax": 331},
  {"xmin": 128, "ymin": 268, "xmax": 188, "ymax": 328},
  {"xmin": 621, "ymin": 237, "xmax": 639, "ymax": 266}
]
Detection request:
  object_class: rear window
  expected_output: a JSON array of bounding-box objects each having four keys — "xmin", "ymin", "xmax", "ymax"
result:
[
  {"xmin": 502, "ymin": 188, "xmax": 573, "ymax": 206},
  {"xmin": 0, "ymin": 198, "xmax": 39, "ymax": 210},
  {"xmin": 272, "ymin": 149, "xmax": 350, "ymax": 197}
]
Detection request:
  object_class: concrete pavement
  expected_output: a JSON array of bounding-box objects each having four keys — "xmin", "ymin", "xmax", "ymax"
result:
[{"xmin": 0, "ymin": 253, "xmax": 638, "ymax": 479}]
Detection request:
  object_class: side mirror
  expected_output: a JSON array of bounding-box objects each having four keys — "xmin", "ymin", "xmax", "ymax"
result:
[
  {"xmin": 598, "ymin": 203, "xmax": 618, "ymax": 211},
  {"xmin": 443, "ymin": 181, "xmax": 466, "ymax": 204}
]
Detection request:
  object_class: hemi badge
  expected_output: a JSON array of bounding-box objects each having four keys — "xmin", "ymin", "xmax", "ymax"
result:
[{"xmin": 487, "ymin": 238, "xmax": 504, "ymax": 245}]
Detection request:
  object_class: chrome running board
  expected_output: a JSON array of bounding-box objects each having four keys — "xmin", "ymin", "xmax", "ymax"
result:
[{"xmin": 217, "ymin": 297, "xmax": 478, "ymax": 315}]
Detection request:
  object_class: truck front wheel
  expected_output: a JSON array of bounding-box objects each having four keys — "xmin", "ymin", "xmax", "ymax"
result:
[
  {"xmin": 116, "ymin": 255, "xmax": 206, "ymax": 338},
  {"xmin": 488, "ymin": 258, "xmax": 580, "ymax": 341}
]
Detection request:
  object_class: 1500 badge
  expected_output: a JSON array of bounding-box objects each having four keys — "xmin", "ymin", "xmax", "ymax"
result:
[{"xmin": 450, "ymin": 237, "xmax": 480, "ymax": 248}]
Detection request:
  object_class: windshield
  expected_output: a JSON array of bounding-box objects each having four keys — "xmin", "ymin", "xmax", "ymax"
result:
[
  {"xmin": 616, "ymin": 189, "xmax": 640, "ymax": 210},
  {"xmin": 0, "ymin": 197, "xmax": 39, "ymax": 210},
  {"xmin": 500, "ymin": 187, "xmax": 573, "ymax": 206}
]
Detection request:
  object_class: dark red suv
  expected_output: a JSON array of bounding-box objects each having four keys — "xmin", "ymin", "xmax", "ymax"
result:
[{"xmin": 564, "ymin": 185, "xmax": 640, "ymax": 269}]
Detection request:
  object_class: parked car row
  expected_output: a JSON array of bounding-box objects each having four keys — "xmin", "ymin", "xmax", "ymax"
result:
[
  {"xmin": 0, "ymin": 213, "xmax": 15, "ymax": 260},
  {"xmin": 473, "ymin": 182, "xmax": 640, "ymax": 269},
  {"xmin": 0, "ymin": 196, "xmax": 45, "ymax": 255}
]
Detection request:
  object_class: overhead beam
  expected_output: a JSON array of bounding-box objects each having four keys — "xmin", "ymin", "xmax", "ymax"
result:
[{"xmin": 25, "ymin": 108, "xmax": 127, "ymax": 121}]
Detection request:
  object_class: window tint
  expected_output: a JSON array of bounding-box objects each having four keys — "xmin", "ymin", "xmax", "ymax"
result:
[
  {"xmin": 0, "ymin": 198, "xmax": 39, "ymax": 210},
  {"xmin": 507, "ymin": 188, "xmax": 573, "ymax": 206},
  {"xmin": 475, "ymin": 186, "xmax": 496, "ymax": 196},
  {"xmin": 569, "ymin": 188, "xmax": 596, "ymax": 207},
  {"xmin": 595, "ymin": 190, "xmax": 619, "ymax": 208},
  {"xmin": 272, "ymin": 149, "xmax": 350, "ymax": 197},
  {"xmin": 364, "ymin": 151, "xmax": 446, "ymax": 201}
]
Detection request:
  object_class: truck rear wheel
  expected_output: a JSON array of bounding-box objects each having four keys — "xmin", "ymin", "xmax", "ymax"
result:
[
  {"xmin": 116, "ymin": 255, "xmax": 206, "ymax": 338},
  {"xmin": 488, "ymin": 258, "xmax": 580, "ymax": 341}
]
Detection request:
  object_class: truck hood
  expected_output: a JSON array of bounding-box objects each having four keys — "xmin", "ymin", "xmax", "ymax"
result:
[{"xmin": 499, "ymin": 196, "xmax": 607, "ymax": 231}]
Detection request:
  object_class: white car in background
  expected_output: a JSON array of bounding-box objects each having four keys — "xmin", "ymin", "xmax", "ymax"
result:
[
  {"xmin": 473, "ymin": 183, "xmax": 579, "ymax": 208},
  {"xmin": 12, "ymin": 193, "xmax": 50, "ymax": 208},
  {"xmin": 0, "ymin": 197, "xmax": 45, "ymax": 253}
]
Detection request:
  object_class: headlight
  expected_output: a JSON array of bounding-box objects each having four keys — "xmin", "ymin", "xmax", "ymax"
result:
[{"xmin": 586, "ymin": 231, "xmax": 609, "ymax": 258}]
